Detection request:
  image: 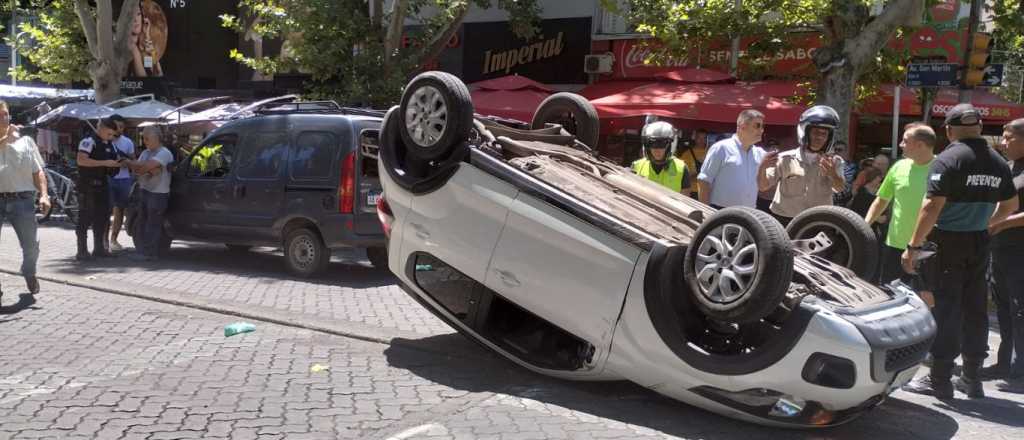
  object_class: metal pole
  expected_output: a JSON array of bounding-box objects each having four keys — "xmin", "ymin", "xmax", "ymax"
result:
[
  {"xmin": 730, "ymin": 0, "xmax": 741, "ymax": 76},
  {"xmin": 9, "ymin": 0, "xmax": 16, "ymax": 86},
  {"xmin": 958, "ymin": 0, "xmax": 983, "ymax": 103},
  {"xmin": 892, "ymin": 85, "xmax": 901, "ymax": 161}
]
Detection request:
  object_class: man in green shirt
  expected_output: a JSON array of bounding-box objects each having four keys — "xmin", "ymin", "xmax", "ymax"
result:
[{"xmin": 865, "ymin": 123, "xmax": 936, "ymax": 295}]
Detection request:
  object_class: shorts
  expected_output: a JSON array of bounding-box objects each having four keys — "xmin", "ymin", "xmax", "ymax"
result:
[{"xmin": 109, "ymin": 177, "xmax": 134, "ymax": 209}]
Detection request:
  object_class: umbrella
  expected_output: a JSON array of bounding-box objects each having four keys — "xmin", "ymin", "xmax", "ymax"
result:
[
  {"xmin": 32, "ymin": 101, "xmax": 115, "ymax": 130},
  {"xmin": 114, "ymin": 99, "xmax": 192, "ymax": 122}
]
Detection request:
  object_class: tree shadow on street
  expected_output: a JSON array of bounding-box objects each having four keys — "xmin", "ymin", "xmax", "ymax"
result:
[
  {"xmin": 0, "ymin": 293, "xmax": 39, "ymax": 317},
  {"xmin": 385, "ymin": 334, "xmax": 961, "ymax": 439},
  {"xmin": 44, "ymin": 242, "xmax": 397, "ymax": 289}
]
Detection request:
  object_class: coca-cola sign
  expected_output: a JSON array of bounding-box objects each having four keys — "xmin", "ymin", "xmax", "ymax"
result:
[{"xmin": 612, "ymin": 35, "xmax": 821, "ymax": 79}]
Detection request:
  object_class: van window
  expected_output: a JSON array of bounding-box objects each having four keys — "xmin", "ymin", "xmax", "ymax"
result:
[
  {"xmin": 187, "ymin": 134, "xmax": 237, "ymax": 179},
  {"xmin": 236, "ymin": 132, "xmax": 289, "ymax": 179},
  {"xmin": 359, "ymin": 129, "xmax": 379, "ymax": 178},
  {"xmin": 290, "ymin": 132, "xmax": 339, "ymax": 180}
]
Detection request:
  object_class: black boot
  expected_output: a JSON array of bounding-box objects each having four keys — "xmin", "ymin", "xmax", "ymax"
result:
[
  {"xmin": 93, "ymin": 236, "xmax": 115, "ymax": 258},
  {"xmin": 903, "ymin": 360, "xmax": 954, "ymax": 399},
  {"xmin": 955, "ymin": 359, "xmax": 986, "ymax": 398}
]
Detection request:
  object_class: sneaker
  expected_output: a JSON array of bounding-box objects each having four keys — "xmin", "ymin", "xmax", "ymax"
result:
[
  {"xmin": 110, "ymin": 241, "xmax": 123, "ymax": 252},
  {"xmin": 996, "ymin": 377, "xmax": 1024, "ymax": 394},
  {"xmin": 954, "ymin": 376, "xmax": 985, "ymax": 398},
  {"xmin": 978, "ymin": 364, "xmax": 1010, "ymax": 381},
  {"xmin": 902, "ymin": 374, "xmax": 954, "ymax": 399},
  {"xmin": 25, "ymin": 276, "xmax": 39, "ymax": 295}
]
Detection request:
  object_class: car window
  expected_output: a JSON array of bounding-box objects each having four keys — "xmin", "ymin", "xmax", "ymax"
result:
[
  {"xmin": 187, "ymin": 135, "xmax": 237, "ymax": 179},
  {"xmin": 289, "ymin": 131, "xmax": 339, "ymax": 180},
  {"xmin": 236, "ymin": 132, "xmax": 289, "ymax": 179}
]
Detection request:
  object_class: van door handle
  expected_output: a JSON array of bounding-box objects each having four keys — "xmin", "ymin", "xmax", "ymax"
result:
[
  {"xmin": 233, "ymin": 185, "xmax": 246, "ymax": 199},
  {"xmin": 494, "ymin": 269, "xmax": 521, "ymax": 287}
]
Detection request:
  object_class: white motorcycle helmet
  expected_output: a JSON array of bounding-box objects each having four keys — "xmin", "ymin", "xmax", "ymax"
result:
[
  {"xmin": 641, "ymin": 121, "xmax": 677, "ymax": 165},
  {"xmin": 797, "ymin": 105, "xmax": 840, "ymax": 153}
]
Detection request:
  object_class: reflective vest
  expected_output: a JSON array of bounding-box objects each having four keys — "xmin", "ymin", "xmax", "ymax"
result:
[{"xmin": 632, "ymin": 157, "xmax": 688, "ymax": 193}]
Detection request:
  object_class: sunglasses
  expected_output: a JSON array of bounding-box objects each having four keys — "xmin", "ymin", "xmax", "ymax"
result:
[{"xmin": 644, "ymin": 139, "xmax": 673, "ymax": 149}]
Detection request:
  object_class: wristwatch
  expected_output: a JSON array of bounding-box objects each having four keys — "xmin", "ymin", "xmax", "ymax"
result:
[{"xmin": 906, "ymin": 245, "xmax": 923, "ymax": 251}]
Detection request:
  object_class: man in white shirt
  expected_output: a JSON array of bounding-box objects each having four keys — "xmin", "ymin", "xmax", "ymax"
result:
[
  {"xmin": 0, "ymin": 100, "xmax": 50, "ymax": 301},
  {"xmin": 697, "ymin": 109, "xmax": 768, "ymax": 208},
  {"xmin": 127, "ymin": 126, "xmax": 174, "ymax": 260},
  {"xmin": 108, "ymin": 115, "xmax": 136, "ymax": 252}
]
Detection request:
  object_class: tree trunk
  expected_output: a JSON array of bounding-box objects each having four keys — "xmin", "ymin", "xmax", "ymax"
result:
[
  {"xmin": 816, "ymin": 62, "xmax": 857, "ymax": 147},
  {"xmin": 91, "ymin": 62, "xmax": 122, "ymax": 104}
]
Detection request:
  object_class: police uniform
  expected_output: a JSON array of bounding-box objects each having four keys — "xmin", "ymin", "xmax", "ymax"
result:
[
  {"xmin": 917, "ymin": 109, "xmax": 1016, "ymax": 390},
  {"xmin": 77, "ymin": 136, "xmax": 118, "ymax": 257},
  {"xmin": 631, "ymin": 157, "xmax": 689, "ymax": 193}
]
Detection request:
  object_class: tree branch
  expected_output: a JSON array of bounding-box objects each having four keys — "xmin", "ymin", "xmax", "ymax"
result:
[
  {"xmin": 73, "ymin": 0, "xmax": 99, "ymax": 59},
  {"xmin": 419, "ymin": 4, "xmax": 469, "ymax": 66},
  {"xmin": 845, "ymin": 0, "xmax": 923, "ymax": 69},
  {"xmin": 372, "ymin": 0, "xmax": 383, "ymax": 33}
]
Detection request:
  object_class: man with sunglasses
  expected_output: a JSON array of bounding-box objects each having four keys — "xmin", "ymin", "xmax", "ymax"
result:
[
  {"xmin": 697, "ymin": 109, "xmax": 768, "ymax": 208},
  {"xmin": 632, "ymin": 121, "xmax": 690, "ymax": 193}
]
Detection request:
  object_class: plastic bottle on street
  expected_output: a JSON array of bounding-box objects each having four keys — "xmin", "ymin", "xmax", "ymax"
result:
[{"xmin": 224, "ymin": 322, "xmax": 256, "ymax": 337}]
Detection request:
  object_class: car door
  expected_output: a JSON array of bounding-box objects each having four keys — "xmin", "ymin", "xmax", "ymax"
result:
[
  {"xmin": 227, "ymin": 131, "xmax": 289, "ymax": 240},
  {"xmin": 354, "ymin": 127, "xmax": 383, "ymax": 236},
  {"xmin": 401, "ymin": 164, "xmax": 519, "ymax": 283},
  {"xmin": 484, "ymin": 192, "xmax": 642, "ymax": 361},
  {"xmin": 169, "ymin": 134, "xmax": 238, "ymax": 239}
]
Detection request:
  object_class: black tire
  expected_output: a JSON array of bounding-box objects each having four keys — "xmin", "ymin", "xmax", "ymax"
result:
[
  {"xmin": 226, "ymin": 244, "xmax": 253, "ymax": 253},
  {"xmin": 380, "ymin": 105, "xmax": 467, "ymax": 195},
  {"xmin": 684, "ymin": 207, "xmax": 794, "ymax": 323},
  {"xmin": 786, "ymin": 205, "xmax": 878, "ymax": 280},
  {"xmin": 398, "ymin": 71, "xmax": 474, "ymax": 161},
  {"xmin": 530, "ymin": 92, "xmax": 600, "ymax": 148},
  {"xmin": 284, "ymin": 227, "xmax": 328, "ymax": 278},
  {"xmin": 366, "ymin": 246, "xmax": 388, "ymax": 270}
]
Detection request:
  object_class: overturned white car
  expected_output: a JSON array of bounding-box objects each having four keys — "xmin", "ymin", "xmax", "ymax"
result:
[{"xmin": 374, "ymin": 71, "xmax": 935, "ymax": 427}]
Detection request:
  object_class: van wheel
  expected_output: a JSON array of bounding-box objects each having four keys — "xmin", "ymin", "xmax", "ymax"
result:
[
  {"xmin": 684, "ymin": 207, "xmax": 794, "ymax": 324},
  {"xmin": 399, "ymin": 71, "xmax": 473, "ymax": 161},
  {"xmin": 226, "ymin": 244, "xmax": 252, "ymax": 253},
  {"xmin": 787, "ymin": 206, "xmax": 878, "ymax": 280},
  {"xmin": 366, "ymin": 246, "xmax": 388, "ymax": 270},
  {"xmin": 531, "ymin": 92, "xmax": 600, "ymax": 148},
  {"xmin": 284, "ymin": 228, "xmax": 328, "ymax": 278}
]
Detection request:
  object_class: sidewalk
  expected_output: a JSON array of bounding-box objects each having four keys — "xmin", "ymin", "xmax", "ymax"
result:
[{"xmin": 0, "ymin": 224, "xmax": 453, "ymax": 343}]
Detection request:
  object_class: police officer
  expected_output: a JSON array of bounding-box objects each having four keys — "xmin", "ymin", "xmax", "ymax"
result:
[
  {"xmin": 901, "ymin": 104, "xmax": 1019, "ymax": 399},
  {"xmin": 75, "ymin": 118, "xmax": 123, "ymax": 260},
  {"xmin": 632, "ymin": 121, "xmax": 690, "ymax": 194}
]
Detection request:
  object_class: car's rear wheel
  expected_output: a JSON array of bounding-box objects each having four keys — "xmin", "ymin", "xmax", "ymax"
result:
[
  {"xmin": 684, "ymin": 207, "xmax": 793, "ymax": 323},
  {"xmin": 530, "ymin": 92, "xmax": 600, "ymax": 148},
  {"xmin": 284, "ymin": 227, "xmax": 328, "ymax": 278},
  {"xmin": 399, "ymin": 71, "xmax": 474, "ymax": 161},
  {"xmin": 366, "ymin": 246, "xmax": 388, "ymax": 270},
  {"xmin": 786, "ymin": 206, "xmax": 878, "ymax": 280}
]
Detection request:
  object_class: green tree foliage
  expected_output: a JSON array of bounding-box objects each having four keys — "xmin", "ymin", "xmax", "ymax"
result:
[
  {"xmin": 991, "ymin": 0, "xmax": 1023, "ymax": 103},
  {"xmin": 8, "ymin": 0, "xmax": 92, "ymax": 85},
  {"xmin": 222, "ymin": 0, "xmax": 541, "ymax": 107},
  {"xmin": 610, "ymin": 0, "xmax": 926, "ymax": 142}
]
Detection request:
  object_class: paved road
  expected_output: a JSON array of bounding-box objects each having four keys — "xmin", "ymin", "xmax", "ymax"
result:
[{"xmin": 1, "ymin": 224, "xmax": 1023, "ymax": 439}]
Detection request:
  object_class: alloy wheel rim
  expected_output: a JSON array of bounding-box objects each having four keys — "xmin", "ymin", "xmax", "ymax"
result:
[
  {"xmin": 405, "ymin": 85, "xmax": 448, "ymax": 148},
  {"xmin": 694, "ymin": 223, "xmax": 759, "ymax": 304}
]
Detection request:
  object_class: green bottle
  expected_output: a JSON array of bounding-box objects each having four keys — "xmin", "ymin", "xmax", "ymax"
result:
[{"xmin": 224, "ymin": 322, "xmax": 256, "ymax": 337}]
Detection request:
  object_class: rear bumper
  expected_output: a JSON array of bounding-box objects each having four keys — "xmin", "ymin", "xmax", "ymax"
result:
[{"xmin": 319, "ymin": 214, "xmax": 386, "ymax": 249}]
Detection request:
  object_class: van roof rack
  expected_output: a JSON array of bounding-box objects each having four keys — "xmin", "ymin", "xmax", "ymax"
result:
[{"xmin": 227, "ymin": 95, "xmax": 386, "ymax": 119}]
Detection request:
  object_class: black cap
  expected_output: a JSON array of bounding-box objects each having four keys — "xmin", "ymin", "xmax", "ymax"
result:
[{"xmin": 944, "ymin": 103, "xmax": 982, "ymax": 126}]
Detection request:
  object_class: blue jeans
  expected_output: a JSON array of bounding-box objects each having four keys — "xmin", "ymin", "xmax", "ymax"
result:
[
  {"xmin": 140, "ymin": 190, "xmax": 169, "ymax": 257},
  {"xmin": 0, "ymin": 196, "xmax": 39, "ymax": 277}
]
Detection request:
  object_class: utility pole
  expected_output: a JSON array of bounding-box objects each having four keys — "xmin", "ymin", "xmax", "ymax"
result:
[{"xmin": 958, "ymin": 0, "xmax": 983, "ymax": 103}]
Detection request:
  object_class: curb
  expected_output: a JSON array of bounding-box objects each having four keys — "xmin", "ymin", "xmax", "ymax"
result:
[{"xmin": 0, "ymin": 265, "xmax": 427, "ymax": 347}]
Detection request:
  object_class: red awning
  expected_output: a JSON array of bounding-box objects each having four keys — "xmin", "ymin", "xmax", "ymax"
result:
[
  {"xmin": 590, "ymin": 81, "xmax": 806, "ymax": 125},
  {"xmin": 861, "ymin": 85, "xmax": 1024, "ymax": 122},
  {"xmin": 653, "ymin": 68, "xmax": 736, "ymax": 84},
  {"xmin": 577, "ymin": 80, "xmax": 652, "ymax": 100},
  {"xmin": 470, "ymin": 75, "xmax": 552, "ymax": 122}
]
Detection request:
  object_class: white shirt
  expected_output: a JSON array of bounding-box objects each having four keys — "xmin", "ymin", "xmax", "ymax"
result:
[
  {"xmin": 137, "ymin": 147, "xmax": 174, "ymax": 194},
  {"xmin": 697, "ymin": 135, "xmax": 767, "ymax": 208},
  {"xmin": 0, "ymin": 136, "xmax": 44, "ymax": 193}
]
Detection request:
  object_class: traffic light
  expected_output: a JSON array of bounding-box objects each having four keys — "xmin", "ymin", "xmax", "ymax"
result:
[{"xmin": 962, "ymin": 32, "xmax": 992, "ymax": 87}]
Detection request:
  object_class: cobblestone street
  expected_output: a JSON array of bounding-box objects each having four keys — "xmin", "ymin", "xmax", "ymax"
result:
[{"xmin": 1, "ymin": 224, "xmax": 1023, "ymax": 439}]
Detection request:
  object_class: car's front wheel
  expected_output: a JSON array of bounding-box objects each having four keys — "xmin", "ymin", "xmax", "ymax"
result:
[
  {"xmin": 684, "ymin": 207, "xmax": 794, "ymax": 323},
  {"xmin": 284, "ymin": 228, "xmax": 328, "ymax": 278}
]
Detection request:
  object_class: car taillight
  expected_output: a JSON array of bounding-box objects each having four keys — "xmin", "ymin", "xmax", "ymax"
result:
[
  {"xmin": 338, "ymin": 152, "xmax": 356, "ymax": 213},
  {"xmin": 376, "ymin": 195, "xmax": 394, "ymax": 239}
]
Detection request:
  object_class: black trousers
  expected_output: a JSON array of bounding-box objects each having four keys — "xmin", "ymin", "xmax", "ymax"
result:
[
  {"xmin": 991, "ymin": 242, "xmax": 1024, "ymax": 375},
  {"xmin": 925, "ymin": 229, "xmax": 991, "ymax": 365},
  {"xmin": 879, "ymin": 245, "xmax": 910, "ymax": 286},
  {"xmin": 76, "ymin": 188, "xmax": 111, "ymax": 254}
]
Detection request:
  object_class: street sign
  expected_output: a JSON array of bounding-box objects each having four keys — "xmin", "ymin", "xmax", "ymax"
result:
[
  {"xmin": 980, "ymin": 64, "xmax": 1004, "ymax": 87},
  {"xmin": 906, "ymin": 63, "xmax": 959, "ymax": 87}
]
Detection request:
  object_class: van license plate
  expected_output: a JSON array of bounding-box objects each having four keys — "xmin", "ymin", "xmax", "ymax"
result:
[{"xmin": 367, "ymin": 191, "xmax": 381, "ymax": 206}]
